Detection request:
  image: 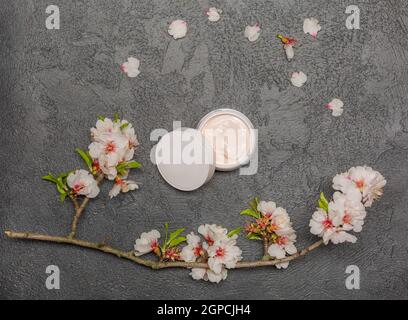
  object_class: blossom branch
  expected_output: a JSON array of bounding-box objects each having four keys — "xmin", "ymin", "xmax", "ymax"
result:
[{"xmin": 3, "ymin": 230, "xmax": 323, "ymax": 270}]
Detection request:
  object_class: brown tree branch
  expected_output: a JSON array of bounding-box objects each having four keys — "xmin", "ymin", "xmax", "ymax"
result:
[{"xmin": 4, "ymin": 231, "xmax": 324, "ymax": 270}]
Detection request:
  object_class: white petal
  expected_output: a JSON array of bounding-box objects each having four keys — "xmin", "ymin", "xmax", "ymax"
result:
[
  {"xmin": 303, "ymin": 18, "xmax": 322, "ymax": 38},
  {"xmin": 168, "ymin": 20, "xmax": 188, "ymax": 39},
  {"xmin": 207, "ymin": 8, "xmax": 222, "ymax": 22},
  {"xmin": 208, "ymin": 258, "xmax": 223, "ymax": 274},
  {"xmin": 285, "ymin": 243, "xmax": 297, "ymax": 255},
  {"xmin": 180, "ymin": 245, "xmax": 196, "ymax": 262},
  {"xmin": 121, "ymin": 57, "xmax": 141, "ymax": 78},
  {"xmin": 207, "ymin": 269, "xmax": 228, "ymax": 283},
  {"xmin": 109, "ymin": 184, "xmax": 121, "ymax": 199},
  {"xmin": 284, "ymin": 45, "xmax": 294, "ymax": 61},
  {"xmin": 291, "ymin": 71, "xmax": 307, "ymax": 87},
  {"xmin": 268, "ymin": 244, "xmax": 286, "ymax": 259},
  {"xmin": 275, "ymin": 262, "xmax": 289, "ymax": 269},
  {"xmin": 190, "ymin": 268, "xmax": 206, "ymax": 280},
  {"xmin": 244, "ymin": 24, "xmax": 261, "ymax": 42}
]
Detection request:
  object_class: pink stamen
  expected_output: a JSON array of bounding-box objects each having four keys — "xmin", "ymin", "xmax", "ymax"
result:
[
  {"xmin": 276, "ymin": 236, "xmax": 288, "ymax": 246},
  {"xmin": 105, "ymin": 141, "xmax": 116, "ymax": 153},
  {"xmin": 151, "ymin": 240, "xmax": 158, "ymax": 251},
  {"xmin": 323, "ymin": 219, "xmax": 333, "ymax": 229},
  {"xmin": 355, "ymin": 180, "xmax": 365, "ymax": 190},
  {"xmin": 205, "ymin": 236, "xmax": 214, "ymax": 246},
  {"xmin": 215, "ymin": 247, "xmax": 225, "ymax": 257},
  {"xmin": 73, "ymin": 183, "xmax": 84, "ymax": 194},
  {"xmin": 194, "ymin": 245, "xmax": 203, "ymax": 257},
  {"xmin": 343, "ymin": 214, "xmax": 352, "ymax": 224}
]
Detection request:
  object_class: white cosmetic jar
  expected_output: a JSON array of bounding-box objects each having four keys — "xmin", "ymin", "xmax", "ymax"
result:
[
  {"xmin": 197, "ymin": 109, "xmax": 256, "ymax": 171},
  {"xmin": 155, "ymin": 128, "xmax": 216, "ymax": 191}
]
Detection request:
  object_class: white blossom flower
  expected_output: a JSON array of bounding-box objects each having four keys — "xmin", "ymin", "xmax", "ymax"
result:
[
  {"xmin": 180, "ymin": 233, "xmax": 203, "ymax": 262},
  {"xmin": 109, "ymin": 178, "xmax": 139, "ymax": 199},
  {"xmin": 333, "ymin": 166, "xmax": 386, "ymax": 207},
  {"xmin": 198, "ymin": 224, "xmax": 229, "ymax": 246},
  {"xmin": 244, "ymin": 23, "xmax": 261, "ymax": 42},
  {"xmin": 134, "ymin": 230, "xmax": 160, "ymax": 256},
  {"xmin": 89, "ymin": 132, "xmax": 129, "ymax": 178},
  {"xmin": 303, "ymin": 18, "xmax": 321, "ymax": 38},
  {"xmin": 89, "ymin": 118, "xmax": 139, "ymax": 181},
  {"xmin": 207, "ymin": 7, "xmax": 222, "ymax": 22},
  {"xmin": 120, "ymin": 120, "xmax": 139, "ymax": 161},
  {"xmin": 291, "ymin": 71, "xmax": 307, "ymax": 87},
  {"xmin": 120, "ymin": 57, "xmax": 140, "ymax": 78},
  {"xmin": 257, "ymin": 201, "xmax": 277, "ymax": 216},
  {"xmin": 67, "ymin": 169, "xmax": 100, "ymax": 198},
  {"xmin": 326, "ymin": 99, "xmax": 344, "ymax": 117},
  {"xmin": 190, "ymin": 267, "xmax": 228, "ymax": 283},
  {"xmin": 207, "ymin": 237, "xmax": 243, "ymax": 273},
  {"xmin": 272, "ymin": 208, "xmax": 294, "ymax": 236},
  {"xmin": 331, "ymin": 192, "xmax": 366, "ymax": 232},
  {"xmin": 309, "ymin": 207, "xmax": 357, "ymax": 245},
  {"xmin": 268, "ymin": 233, "xmax": 297, "ymax": 269},
  {"xmin": 91, "ymin": 118, "xmax": 120, "ymax": 141},
  {"xmin": 168, "ymin": 20, "xmax": 188, "ymax": 40}
]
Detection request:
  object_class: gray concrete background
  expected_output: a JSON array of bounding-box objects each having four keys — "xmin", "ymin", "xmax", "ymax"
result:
[{"xmin": 1, "ymin": 0, "xmax": 407, "ymax": 300}]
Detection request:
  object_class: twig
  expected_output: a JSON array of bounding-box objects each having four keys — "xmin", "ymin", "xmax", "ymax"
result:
[
  {"xmin": 263, "ymin": 237, "xmax": 270, "ymax": 258},
  {"xmin": 69, "ymin": 174, "xmax": 104, "ymax": 239},
  {"xmin": 4, "ymin": 231, "xmax": 324, "ymax": 270}
]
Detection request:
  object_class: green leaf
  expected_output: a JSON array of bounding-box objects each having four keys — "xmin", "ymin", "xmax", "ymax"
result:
[
  {"xmin": 116, "ymin": 161, "xmax": 142, "ymax": 176},
  {"xmin": 168, "ymin": 236, "xmax": 187, "ymax": 248},
  {"xmin": 126, "ymin": 161, "xmax": 142, "ymax": 169},
  {"xmin": 318, "ymin": 192, "xmax": 329, "ymax": 212},
  {"xmin": 228, "ymin": 227, "xmax": 242, "ymax": 238},
  {"xmin": 240, "ymin": 209, "xmax": 261, "ymax": 219},
  {"xmin": 114, "ymin": 113, "xmax": 120, "ymax": 123},
  {"xmin": 161, "ymin": 223, "xmax": 170, "ymax": 251},
  {"xmin": 59, "ymin": 192, "xmax": 68, "ymax": 202},
  {"xmin": 97, "ymin": 115, "xmax": 105, "ymax": 121},
  {"xmin": 58, "ymin": 173, "xmax": 68, "ymax": 179},
  {"xmin": 76, "ymin": 148, "xmax": 93, "ymax": 170},
  {"xmin": 246, "ymin": 233, "xmax": 262, "ymax": 241},
  {"xmin": 56, "ymin": 183, "xmax": 66, "ymax": 195},
  {"xmin": 120, "ymin": 122, "xmax": 129, "ymax": 129},
  {"xmin": 42, "ymin": 173, "xmax": 58, "ymax": 184},
  {"xmin": 168, "ymin": 228, "xmax": 185, "ymax": 243},
  {"xmin": 248, "ymin": 197, "xmax": 261, "ymax": 213}
]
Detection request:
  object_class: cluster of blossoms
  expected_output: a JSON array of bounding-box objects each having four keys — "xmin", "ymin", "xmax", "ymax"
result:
[
  {"xmin": 43, "ymin": 117, "xmax": 141, "ymax": 201},
  {"xmin": 310, "ymin": 166, "xmax": 386, "ymax": 245},
  {"xmin": 134, "ymin": 224, "xmax": 242, "ymax": 283},
  {"xmin": 88, "ymin": 117, "xmax": 140, "ymax": 198},
  {"xmin": 182, "ymin": 225, "xmax": 242, "ymax": 283},
  {"xmin": 243, "ymin": 200, "xmax": 297, "ymax": 269}
]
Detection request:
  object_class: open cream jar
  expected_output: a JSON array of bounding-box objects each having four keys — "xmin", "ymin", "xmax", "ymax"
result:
[
  {"xmin": 155, "ymin": 109, "xmax": 255, "ymax": 191},
  {"xmin": 197, "ymin": 109, "xmax": 256, "ymax": 171}
]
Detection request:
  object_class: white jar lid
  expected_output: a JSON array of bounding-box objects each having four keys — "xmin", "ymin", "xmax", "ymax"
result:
[{"xmin": 155, "ymin": 128, "xmax": 216, "ymax": 191}]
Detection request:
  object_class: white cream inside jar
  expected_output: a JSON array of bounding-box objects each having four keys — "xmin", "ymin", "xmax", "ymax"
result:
[{"xmin": 197, "ymin": 109, "xmax": 255, "ymax": 171}]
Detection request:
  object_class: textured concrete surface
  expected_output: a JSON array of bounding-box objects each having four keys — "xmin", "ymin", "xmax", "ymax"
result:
[{"xmin": 1, "ymin": 0, "xmax": 408, "ymax": 300}]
